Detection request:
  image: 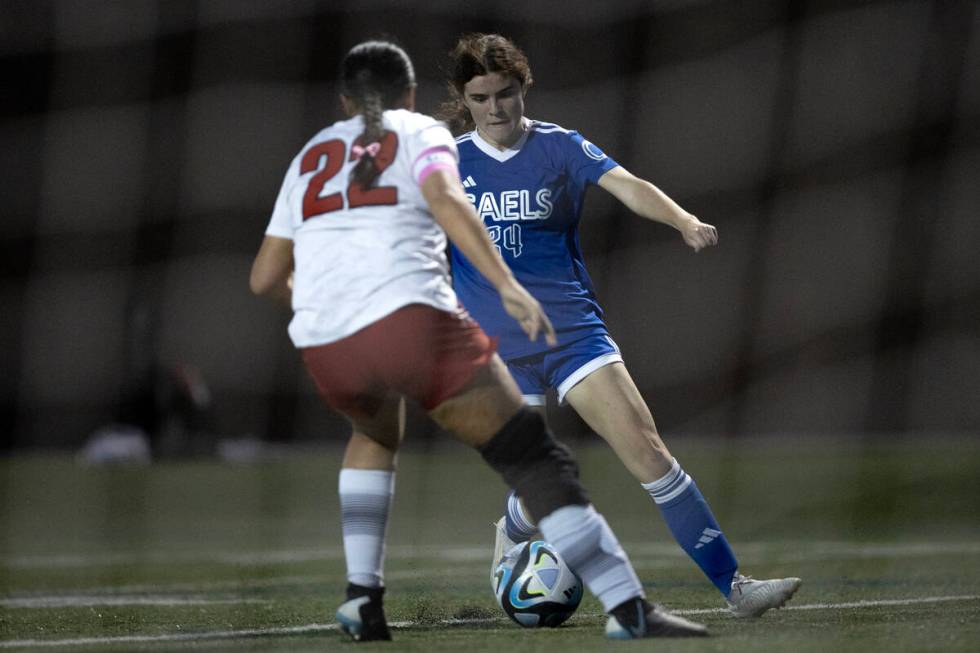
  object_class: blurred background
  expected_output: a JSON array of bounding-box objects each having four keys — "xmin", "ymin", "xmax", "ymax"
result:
[{"xmin": 1, "ymin": 0, "xmax": 978, "ymax": 456}]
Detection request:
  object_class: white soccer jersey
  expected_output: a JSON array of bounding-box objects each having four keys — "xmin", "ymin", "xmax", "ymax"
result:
[{"xmin": 265, "ymin": 109, "xmax": 460, "ymax": 347}]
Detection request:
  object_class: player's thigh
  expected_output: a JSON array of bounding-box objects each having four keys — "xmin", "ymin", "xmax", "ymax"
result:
[
  {"xmin": 564, "ymin": 362, "xmax": 672, "ymax": 470},
  {"xmin": 428, "ymin": 354, "xmax": 524, "ymax": 448}
]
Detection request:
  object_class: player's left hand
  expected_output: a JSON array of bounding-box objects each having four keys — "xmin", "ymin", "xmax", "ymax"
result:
[
  {"xmin": 498, "ymin": 279, "xmax": 558, "ymax": 346},
  {"xmin": 680, "ymin": 217, "xmax": 718, "ymax": 252}
]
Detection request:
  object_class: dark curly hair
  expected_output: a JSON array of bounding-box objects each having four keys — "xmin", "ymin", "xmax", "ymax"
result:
[{"xmin": 437, "ymin": 33, "xmax": 533, "ymax": 134}]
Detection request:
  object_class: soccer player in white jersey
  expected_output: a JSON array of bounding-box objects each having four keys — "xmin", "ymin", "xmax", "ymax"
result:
[
  {"xmin": 250, "ymin": 40, "xmax": 707, "ymax": 642},
  {"xmin": 435, "ymin": 33, "xmax": 801, "ymax": 619}
]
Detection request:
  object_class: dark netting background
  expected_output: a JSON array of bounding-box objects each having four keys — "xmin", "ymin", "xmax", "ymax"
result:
[{"xmin": 1, "ymin": 0, "xmax": 977, "ymax": 452}]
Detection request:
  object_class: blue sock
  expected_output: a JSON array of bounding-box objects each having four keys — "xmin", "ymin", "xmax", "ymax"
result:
[
  {"xmin": 643, "ymin": 459, "xmax": 738, "ymax": 596},
  {"xmin": 503, "ymin": 490, "xmax": 538, "ymax": 543}
]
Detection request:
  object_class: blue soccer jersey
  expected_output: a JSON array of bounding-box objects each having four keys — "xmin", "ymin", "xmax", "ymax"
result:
[{"xmin": 450, "ymin": 120, "xmax": 619, "ymax": 359}]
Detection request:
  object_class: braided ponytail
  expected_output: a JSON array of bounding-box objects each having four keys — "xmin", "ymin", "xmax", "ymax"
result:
[
  {"xmin": 350, "ymin": 91, "xmax": 386, "ymax": 188},
  {"xmin": 340, "ymin": 41, "xmax": 416, "ymax": 189}
]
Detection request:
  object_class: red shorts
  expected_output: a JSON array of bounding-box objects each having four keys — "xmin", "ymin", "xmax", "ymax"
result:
[{"xmin": 301, "ymin": 304, "xmax": 497, "ymax": 420}]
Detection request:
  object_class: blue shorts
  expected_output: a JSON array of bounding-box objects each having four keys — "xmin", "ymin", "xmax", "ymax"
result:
[{"xmin": 504, "ymin": 331, "xmax": 623, "ymax": 406}]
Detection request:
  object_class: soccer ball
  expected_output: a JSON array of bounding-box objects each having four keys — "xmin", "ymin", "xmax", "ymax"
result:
[{"xmin": 492, "ymin": 540, "xmax": 583, "ymax": 628}]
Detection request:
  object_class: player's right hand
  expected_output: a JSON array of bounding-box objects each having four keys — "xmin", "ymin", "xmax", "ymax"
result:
[{"xmin": 498, "ymin": 279, "xmax": 557, "ymax": 346}]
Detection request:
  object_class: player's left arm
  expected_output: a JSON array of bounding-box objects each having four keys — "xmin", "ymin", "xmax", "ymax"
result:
[
  {"xmin": 250, "ymin": 235, "xmax": 294, "ymax": 305},
  {"xmin": 597, "ymin": 166, "xmax": 718, "ymax": 252}
]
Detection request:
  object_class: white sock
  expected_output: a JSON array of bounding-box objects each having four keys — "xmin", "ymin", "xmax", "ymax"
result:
[
  {"xmin": 505, "ymin": 490, "xmax": 538, "ymax": 541},
  {"xmin": 338, "ymin": 468, "xmax": 395, "ymax": 588},
  {"xmin": 538, "ymin": 504, "xmax": 643, "ymax": 612},
  {"xmin": 641, "ymin": 457, "xmax": 695, "ymax": 505}
]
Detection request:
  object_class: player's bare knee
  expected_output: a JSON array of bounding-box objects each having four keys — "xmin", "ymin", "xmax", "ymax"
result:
[
  {"xmin": 478, "ymin": 408, "xmax": 589, "ymax": 522},
  {"xmin": 345, "ymin": 432, "xmax": 399, "ymax": 471}
]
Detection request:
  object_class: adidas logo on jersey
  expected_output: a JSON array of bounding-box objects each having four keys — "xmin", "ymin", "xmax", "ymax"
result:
[
  {"xmin": 694, "ymin": 528, "xmax": 722, "ymax": 549},
  {"xmin": 462, "ymin": 175, "xmax": 477, "ymax": 188}
]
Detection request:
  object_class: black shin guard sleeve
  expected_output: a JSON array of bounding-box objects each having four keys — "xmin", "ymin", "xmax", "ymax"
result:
[{"xmin": 478, "ymin": 408, "xmax": 589, "ymax": 522}]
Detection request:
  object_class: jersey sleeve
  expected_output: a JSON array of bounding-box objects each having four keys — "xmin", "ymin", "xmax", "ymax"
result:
[
  {"xmin": 264, "ymin": 158, "xmax": 299, "ymax": 239},
  {"xmin": 561, "ymin": 130, "xmax": 619, "ymax": 187},
  {"xmin": 408, "ymin": 121, "xmax": 459, "ymax": 186}
]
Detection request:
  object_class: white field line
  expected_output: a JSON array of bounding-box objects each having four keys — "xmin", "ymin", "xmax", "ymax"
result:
[
  {"xmin": 0, "ymin": 566, "xmax": 487, "ymax": 605},
  {"xmin": 2, "ymin": 574, "xmax": 339, "ymax": 599},
  {"xmin": 675, "ymin": 594, "xmax": 980, "ymax": 615},
  {"xmin": 787, "ymin": 595, "xmax": 980, "ymax": 611},
  {"xmin": 0, "ymin": 624, "xmax": 337, "ymax": 650},
  {"xmin": 1, "ymin": 594, "xmax": 977, "ymax": 649},
  {"xmin": 0, "ymin": 567, "xmax": 475, "ymax": 606},
  {"xmin": 1, "ymin": 595, "xmax": 269, "ymax": 609},
  {"xmin": 6, "ymin": 540, "xmax": 980, "ymax": 570},
  {"xmin": 5, "ymin": 540, "xmax": 980, "ymax": 602}
]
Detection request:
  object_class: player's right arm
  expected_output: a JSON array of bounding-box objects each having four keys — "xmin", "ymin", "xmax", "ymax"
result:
[
  {"xmin": 421, "ymin": 169, "xmax": 556, "ymax": 346},
  {"xmin": 252, "ymin": 150, "xmax": 300, "ymax": 306},
  {"xmin": 250, "ymin": 235, "xmax": 293, "ymax": 305}
]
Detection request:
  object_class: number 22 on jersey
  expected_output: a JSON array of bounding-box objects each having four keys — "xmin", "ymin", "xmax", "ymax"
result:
[{"xmin": 300, "ymin": 131, "xmax": 399, "ymax": 220}]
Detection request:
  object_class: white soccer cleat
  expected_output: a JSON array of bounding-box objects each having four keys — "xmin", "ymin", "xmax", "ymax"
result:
[
  {"xmin": 490, "ymin": 516, "xmax": 518, "ymax": 584},
  {"xmin": 726, "ymin": 573, "xmax": 802, "ymax": 618}
]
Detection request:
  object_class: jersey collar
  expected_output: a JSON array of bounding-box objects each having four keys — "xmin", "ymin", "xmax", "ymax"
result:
[{"xmin": 470, "ymin": 118, "xmax": 532, "ymax": 162}]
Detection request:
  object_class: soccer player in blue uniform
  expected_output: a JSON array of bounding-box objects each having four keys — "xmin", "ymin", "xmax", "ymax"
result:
[
  {"xmin": 439, "ymin": 33, "xmax": 801, "ymax": 618},
  {"xmin": 257, "ymin": 40, "xmax": 709, "ymax": 641}
]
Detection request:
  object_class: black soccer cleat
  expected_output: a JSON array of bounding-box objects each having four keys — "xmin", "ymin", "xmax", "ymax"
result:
[
  {"xmin": 335, "ymin": 583, "xmax": 392, "ymax": 642},
  {"xmin": 605, "ymin": 597, "xmax": 708, "ymax": 639}
]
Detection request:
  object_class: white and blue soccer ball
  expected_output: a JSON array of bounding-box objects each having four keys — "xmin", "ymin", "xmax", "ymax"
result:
[{"xmin": 493, "ymin": 540, "xmax": 583, "ymax": 628}]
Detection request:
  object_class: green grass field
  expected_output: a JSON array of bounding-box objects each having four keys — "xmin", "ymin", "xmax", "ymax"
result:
[{"xmin": 2, "ymin": 434, "xmax": 979, "ymax": 651}]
